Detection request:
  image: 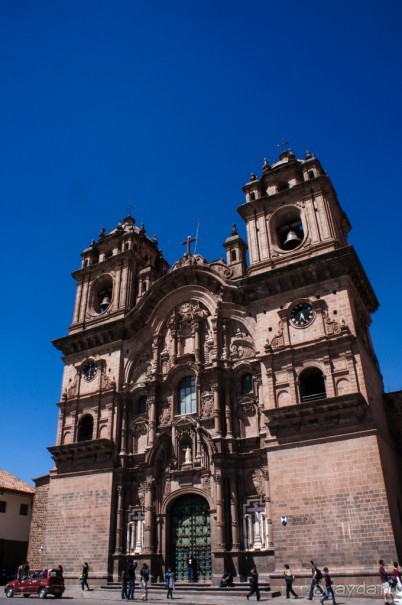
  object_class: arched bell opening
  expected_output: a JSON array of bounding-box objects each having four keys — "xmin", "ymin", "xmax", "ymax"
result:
[
  {"xmin": 299, "ymin": 367, "xmax": 326, "ymax": 403},
  {"xmin": 77, "ymin": 414, "xmax": 94, "ymax": 442},
  {"xmin": 270, "ymin": 206, "xmax": 305, "ymax": 252},
  {"xmin": 167, "ymin": 494, "xmax": 211, "ymax": 581},
  {"xmin": 91, "ymin": 275, "xmax": 114, "ymax": 314}
]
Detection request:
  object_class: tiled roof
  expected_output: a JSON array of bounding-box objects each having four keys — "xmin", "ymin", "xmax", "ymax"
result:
[{"xmin": 0, "ymin": 469, "xmax": 35, "ymax": 494}]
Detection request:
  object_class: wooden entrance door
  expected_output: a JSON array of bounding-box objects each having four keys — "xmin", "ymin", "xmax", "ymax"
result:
[{"xmin": 170, "ymin": 494, "xmax": 211, "ymax": 580}]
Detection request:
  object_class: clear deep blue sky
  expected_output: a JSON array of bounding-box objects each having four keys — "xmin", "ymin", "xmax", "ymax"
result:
[{"xmin": 1, "ymin": 0, "xmax": 401, "ymax": 485}]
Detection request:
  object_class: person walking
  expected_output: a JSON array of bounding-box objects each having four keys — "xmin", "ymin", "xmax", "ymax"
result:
[
  {"xmin": 246, "ymin": 566, "xmax": 260, "ymax": 601},
  {"xmin": 140, "ymin": 563, "xmax": 149, "ymax": 601},
  {"xmin": 308, "ymin": 560, "xmax": 325, "ymax": 600},
  {"xmin": 321, "ymin": 567, "xmax": 336, "ymax": 605},
  {"xmin": 165, "ymin": 567, "xmax": 175, "ymax": 599},
  {"xmin": 379, "ymin": 560, "xmax": 394, "ymax": 605},
  {"xmin": 127, "ymin": 560, "xmax": 137, "ymax": 600},
  {"xmin": 80, "ymin": 562, "xmax": 90, "ymax": 591},
  {"xmin": 284, "ymin": 564, "xmax": 299, "ymax": 598},
  {"xmin": 393, "ymin": 563, "xmax": 402, "ymax": 591},
  {"xmin": 121, "ymin": 567, "xmax": 129, "ymax": 600}
]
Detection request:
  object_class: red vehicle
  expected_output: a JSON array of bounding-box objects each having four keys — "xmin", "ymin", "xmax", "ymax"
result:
[{"xmin": 4, "ymin": 568, "xmax": 65, "ymax": 598}]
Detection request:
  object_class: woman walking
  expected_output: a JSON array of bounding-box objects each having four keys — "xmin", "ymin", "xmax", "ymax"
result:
[
  {"xmin": 140, "ymin": 563, "xmax": 150, "ymax": 601},
  {"xmin": 165, "ymin": 568, "xmax": 175, "ymax": 599},
  {"xmin": 284, "ymin": 564, "xmax": 299, "ymax": 598},
  {"xmin": 80, "ymin": 562, "xmax": 90, "ymax": 591}
]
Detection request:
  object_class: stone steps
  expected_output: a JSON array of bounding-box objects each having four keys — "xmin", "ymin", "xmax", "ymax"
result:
[{"xmin": 100, "ymin": 582, "xmax": 280, "ymax": 598}]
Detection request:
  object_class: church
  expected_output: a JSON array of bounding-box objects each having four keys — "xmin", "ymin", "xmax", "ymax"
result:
[{"xmin": 28, "ymin": 148, "xmax": 402, "ymax": 589}]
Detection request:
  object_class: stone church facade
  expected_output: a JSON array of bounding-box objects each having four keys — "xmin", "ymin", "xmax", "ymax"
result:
[{"xmin": 29, "ymin": 149, "xmax": 402, "ymax": 587}]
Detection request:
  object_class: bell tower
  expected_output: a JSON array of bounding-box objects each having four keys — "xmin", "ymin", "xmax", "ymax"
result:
[
  {"xmin": 238, "ymin": 150, "xmax": 351, "ymax": 274},
  {"xmin": 70, "ymin": 215, "xmax": 169, "ymax": 333}
]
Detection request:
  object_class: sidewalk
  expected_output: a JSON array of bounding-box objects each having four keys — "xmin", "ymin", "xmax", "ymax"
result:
[{"xmin": 40, "ymin": 584, "xmax": 386, "ymax": 604}]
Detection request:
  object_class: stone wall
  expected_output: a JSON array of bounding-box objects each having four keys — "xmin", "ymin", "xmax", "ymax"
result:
[
  {"xmin": 27, "ymin": 474, "xmax": 50, "ymax": 569},
  {"xmin": 42, "ymin": 471, "xmax": 113, "ymax": 582},
  {"xmin": 268, "ymin": 432, "xmax": 398, "ymax": 572}
]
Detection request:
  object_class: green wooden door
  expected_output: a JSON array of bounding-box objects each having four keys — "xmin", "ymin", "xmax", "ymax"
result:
[{"xmin": 170, "ymin": 494, "xmax": 211, "ymax": 580}]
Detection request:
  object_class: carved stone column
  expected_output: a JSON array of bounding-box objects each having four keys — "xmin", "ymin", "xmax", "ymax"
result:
[
  {"xmin": 224, "ymin": 386, "xmax": 233, "ymax": 437},
  {"xmin": 152, "ymin": 335, "xmax": 160, "ymax": 374},
  {"xmin": 345, "ymin": 349, "xmax": 359, "ymax": 391},
  {"xmin": 115, "ymin": 485, "xmax": 124, "ymax": 554},
  {"xmin": 194, "ymin": 321, "xmax": 201, "ymax": 363},
  {"xmin": 72, "ymin": 278, "xmax": 83, "ymax": 324},
  {"xmin": 120, "ymin": 401, "xmax": 127, "ymax": 455},
  {"xmin": 143, "ymin": 480, "xmax": 154, "ymax": 554},
  {"xmin": 230, "ymin": 481, "xmax": 240, "ymax": 549},
  {"xmin": 323, "ymin": 354, "xmax": 335, "ymax": 397},
  {"xmin": 106, "ymin": 403, "xmax": 114, "ymax": 440},
  {"xmin": 171, "ymin": 328, "xmax": 178, "ymax": 365},
  {"xmin": 148, "ymin": 395, "xmax": 156, "ymax": 445},
  {"xmin": 263, "ymin": 470, "xmax": 273, "ymax": 547},
  {"xmin": 286, "ymin": 363, "xmax": 298, "ymax": 404},
  {"xmin": 211, "ymin": 316, "xmax": 219, "ymax": 361},
  {"xmin": 212, "ymin": 385, "xmax": 221, "ymax": 436},
  {"xmin": 215, "ymin": 474, "xmax": 225, "ymax": 550}
]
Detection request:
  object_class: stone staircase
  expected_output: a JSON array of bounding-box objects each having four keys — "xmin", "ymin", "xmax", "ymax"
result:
[{"xmin": 100, "ymin": 581, "xmax": 281, "ymax": 598}]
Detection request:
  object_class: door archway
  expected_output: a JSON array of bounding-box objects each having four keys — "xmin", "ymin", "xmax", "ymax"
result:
[{"xmin": 169, "ymin": 494, "xmax": 211, "ymax": 580}]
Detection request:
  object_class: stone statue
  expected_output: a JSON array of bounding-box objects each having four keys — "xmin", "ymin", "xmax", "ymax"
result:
[{"xmin": 184, "ymin": 446, "xmax": 192, "ymax": 464}]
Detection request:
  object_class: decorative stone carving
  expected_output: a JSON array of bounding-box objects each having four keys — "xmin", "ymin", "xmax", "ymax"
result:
[
  {"xmin": 208, "ymin": 260, "xmax": 233, "ymax": 279},
  {"xmin": 171, "ymin": 254, "xmax": 208, "ymax": 271},
  {"xmin": 252, "ymin": 469, "xmax": 265, "ymax": 498},
  {"xmin": 323, "ymin": 309, "xmax": 342, "ymax": 335},
  {"xmin": 200, "ymin": 393, "xmax": 214, "ymax": 418},
  {"xmin": 159, "ymin": 406, "xmax": 171, "ymax": 425},
  {"xmin": 201, "ymin": 475, "xmax": 212, "ymax": 497},
  {"xmin": 101, "ymin": 370, "xmax": 114, "ymax": 390},
  {"xmin": 178, "ymin": 301, "xmax": 209, "ymax": 322},
  {"xmin": 137, "ymin": 482, "xmax": 146, "ymax": 507},
  {"xmin": 266, "ymin": 321, "xmax": 284, "ymax": 351},
  {"xmin": 67, "ymin": 377, "xmax": 78, "ymax": 397}
]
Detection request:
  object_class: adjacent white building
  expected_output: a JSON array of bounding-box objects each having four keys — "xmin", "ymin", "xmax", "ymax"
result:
[{"xmin": 0, "ymin": 469, "xmax": 34, "ymax": 577}]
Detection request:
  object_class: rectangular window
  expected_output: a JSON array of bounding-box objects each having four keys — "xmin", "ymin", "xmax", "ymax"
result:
[
  {"xmin": 19, "ymin": 503, "xmax": 29, "ymax": 516},
  {"xmin": 0, "ymin": 501, "xmax": 6, "ymax": 513}
]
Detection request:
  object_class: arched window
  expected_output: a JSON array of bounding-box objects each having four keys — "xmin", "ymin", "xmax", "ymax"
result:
[
  {"xmin": 137, "ymin": 396, "xmax": 147, "ymax": 414},
  {"xmin": 299, "ymin": 367, "xmax": 326, "ymax": 403},
  {"xmin": 178, "ymin": 376, "xmax": 196, "ymax": 415},
  {"xmin": 77, "ymin": 414, "xmax": 94, "ymax": 442},
  {"xmin": 241, "ymin": 373, "xmax": 253, "ymax": 395}
]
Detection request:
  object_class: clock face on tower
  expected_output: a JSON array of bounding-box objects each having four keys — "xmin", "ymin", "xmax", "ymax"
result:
[
  {"xmin": 290, "ymin": 302, "xmax": 314, "ymax": 327},
  {"xmin": 82, "ymin": 360, "xmax": 98, "ymax": 381}
]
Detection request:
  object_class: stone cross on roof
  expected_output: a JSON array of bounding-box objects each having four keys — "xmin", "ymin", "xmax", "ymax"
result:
[{"xmin": 181, "ymin": 235, "xmax": 196, "ymax": 256}]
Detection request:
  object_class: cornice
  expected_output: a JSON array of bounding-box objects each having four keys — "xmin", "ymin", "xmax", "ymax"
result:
[{"xmin": 53, "ymin": 247, "xmax": 378, "ymax": 357}]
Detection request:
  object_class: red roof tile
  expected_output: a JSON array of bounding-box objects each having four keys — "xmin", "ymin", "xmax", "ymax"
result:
[{"xmin": 0, "ymin": 469, "xmax": 35, "ymax": 494}]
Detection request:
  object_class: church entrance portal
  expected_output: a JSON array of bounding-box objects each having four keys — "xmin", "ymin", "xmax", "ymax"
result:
[{"xmin": 169, "ymin": 494, "xmax": 211, "ymax": 580}]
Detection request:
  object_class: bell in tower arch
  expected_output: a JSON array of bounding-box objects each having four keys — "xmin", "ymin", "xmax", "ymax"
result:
[{"xmin": 283, "ymin": 227, "xmax": 302, "ymax": 250}]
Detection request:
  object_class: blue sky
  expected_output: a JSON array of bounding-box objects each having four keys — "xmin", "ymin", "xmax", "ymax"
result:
[{"xmin": 1, "ymin": 0, "xmax": 401, "ymax": 485}]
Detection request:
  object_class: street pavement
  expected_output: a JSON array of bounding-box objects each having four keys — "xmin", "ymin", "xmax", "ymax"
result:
[{"xmin": 0, "ymin": 584, "xmax": 387, "ymax": 604}]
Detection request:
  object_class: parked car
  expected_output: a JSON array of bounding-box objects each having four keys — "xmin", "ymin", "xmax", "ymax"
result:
[{"xmin": 4, "ymin": 568, "xmax": 64, "ymax": 598}]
